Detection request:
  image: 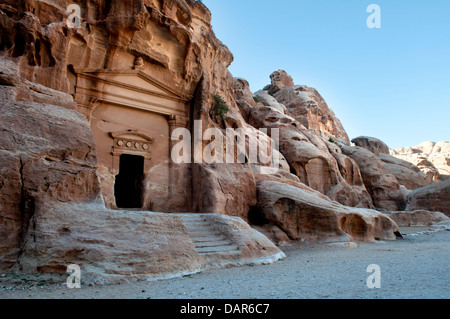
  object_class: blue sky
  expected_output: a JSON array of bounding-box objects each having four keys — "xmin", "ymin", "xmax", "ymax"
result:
[{"xmin": 202, "ymin": 0, "xmax": 450, "ymax": 149}]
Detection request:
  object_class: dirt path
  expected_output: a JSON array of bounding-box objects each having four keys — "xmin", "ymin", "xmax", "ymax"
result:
[{"xmin": 1, "ymin": 227, "xmax": 449, "ymax": 299}]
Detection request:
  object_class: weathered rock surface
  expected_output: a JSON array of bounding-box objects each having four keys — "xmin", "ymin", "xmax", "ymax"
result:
[
  {"xmin": 254, "ymin": 181, "xmax": 400, "ymax": 243},
  {"xmin": 393, "ymin": 141, "xmax": 450, "ymax": 182},
  {"xmin": 378, "ymin": 153, "xmax": 428, "ymax": 190},
  {"xmin": 266, "ymin": 69, "xmax": 294, "ymax": 94},
  {"xmin": 249, "ymin": 106, "xmax": 373, "ymax": 208},
  {"xmin": 341, "ymin": 145, "xmax": 405, "ymax": 211},
  {"xmin": 352, "ymin": 136, "xmax": 390, "ymax": 155},
  {"xmin": 17, "ymin": 201, "xmax": 284, "ymax": 285},
  {"xmin": 192, "ymin": 164, "xmax": 257, "ymax": 220},
  {"xmin": 272, "ymin": 83, "xmax": 350, "ymax": 144},
  {"xmin": 406, "ymin": 180, "xmax": 450, "ymax": 217},
  {"xmin": 254, "ymin": 90, "xmax": 289, "ymax": 115},
  {"xmin": 384, "ymin": 210, "xmax": 449, "ymax": 227},
  {"xmin": 0, "ymin": 59, "xmax": 100, "ymax": 271}
]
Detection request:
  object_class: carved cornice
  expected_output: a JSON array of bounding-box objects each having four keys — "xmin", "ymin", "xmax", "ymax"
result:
[
  {"xmin": 110, "ymin": 130, "xmax": 155, "ymax": 159},
  {"xmin": 74, "ymin": 68, "xmax": 192, "ymax": 117}
]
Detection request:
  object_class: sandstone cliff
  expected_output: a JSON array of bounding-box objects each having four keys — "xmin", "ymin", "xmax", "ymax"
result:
[
  {"xmin": 0, "ymin": 0, "xmax": 443, "ymax": 283},
  {"xmin": 392, "ymin": 141, "xmax": 450, "ymax": 183}
]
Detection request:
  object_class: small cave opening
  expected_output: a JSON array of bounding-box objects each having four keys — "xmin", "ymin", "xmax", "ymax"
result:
[{"xmin": 248, "ymin": 206, "xmax": 268, "ymax": 226}]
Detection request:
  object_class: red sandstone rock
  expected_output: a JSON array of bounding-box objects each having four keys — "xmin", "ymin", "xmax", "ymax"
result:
[
  {"xmin": 249, "ymin": 106, "xmax": 373, "ymax": 208},
  {"xmin": 341, "ymin": 145, "xmax": 405, "ymax": 211},
  {"xmin": 255, "ymin": 181, "xmax": 400, "ymax": 243},
  {"xmin": 272, "ymin": 82, "xmax": 350, "ymax": 144},
  {"xmin": 406, "ymin": 180, "xmax": 450, "ymax": 218},
  {"xmin": 352, "ymin": 136, "xmax": 390, "ymax": 155},
  {"xmin": 378, "ymin": 153, "xmax": 428, "ymax": 190}
]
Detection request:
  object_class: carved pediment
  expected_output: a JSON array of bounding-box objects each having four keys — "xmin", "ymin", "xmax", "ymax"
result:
[
  {"xmin": 74, "ymin": 69, "xmax": 192, "ymax": 117},
  {"xmin": 110, "ymin": 130, "xmax": 155, "ymax": 159}
]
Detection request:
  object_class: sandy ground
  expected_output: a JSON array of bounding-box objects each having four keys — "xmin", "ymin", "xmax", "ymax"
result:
[{"xmin": 1, "ymin": 226, "xmax": 449, "ymax": 300}]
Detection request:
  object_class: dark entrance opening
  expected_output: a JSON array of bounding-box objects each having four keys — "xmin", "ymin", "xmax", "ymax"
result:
[{"xmin": 115, "ymin": 154, "xmax": 144, "ymax": 209}]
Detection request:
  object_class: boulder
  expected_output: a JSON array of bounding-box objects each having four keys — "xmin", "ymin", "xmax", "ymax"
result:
[
  {"xmin": 254, "ymin": 90, "xmax": 289, "ymax": 115},
  {"xmin": 267, "ymin": 69, "xmax": 294, "ymax": 94},
  {"xmin": 341, "ymin": 145, "xmax": 405, "ymax": 211},
  {"xmin": 406, "ymin": 180, "xmax": 450, "ymax": 217},
  {"xmin": 352, "ymin": 136, "xmax": 390, "ymax": 155},
  {"xmin": 254, "ymin": 181, "xmax": 400, "ymax": 243},
  {"xmin": 384, "ymin": 210, "xmax": 449, "ymax": 227},
  {"xmin": 16, "ymin": 201, "xmax": 284, "ymax": 285},
  {"xmin": 378, "ymin": 153, "xmax": 428, "ymax": 190}
]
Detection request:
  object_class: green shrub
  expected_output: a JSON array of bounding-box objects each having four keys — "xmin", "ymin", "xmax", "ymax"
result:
[
  {"xmin": 211, "ymin": 93, "xmax": 229, "ymax": 118},
  {"xmin": 253, "ymin": 95, "xmax": 261, "ymax": 103}
]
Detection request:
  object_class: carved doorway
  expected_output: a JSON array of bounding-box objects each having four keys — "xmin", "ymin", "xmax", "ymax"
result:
[{"xmin": 114, "ymin": 154, "xmax": 145, "ymax": 209}]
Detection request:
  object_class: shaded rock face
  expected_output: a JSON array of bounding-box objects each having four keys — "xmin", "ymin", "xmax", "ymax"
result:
[
  {"xmin": 352, "ymin": 136, "xmax": 390, "ymax": 155},
  {"xmin": 192, "ymin": 164, "xmax": 257, "ymax": 221},
  {"xmin": 341, "ymin": 145, "xmax": 405, "ymax": 211},
  {"xmin": 406, "ymin": 180, "xmax": 450, "ymax": 218},
  {"xmin": 0, "ymin": 60, "xmax": 101, "ymax": 271},
  {"xmin": 393, "ymin": 141, "xmax": 450, "ymax": 183}
]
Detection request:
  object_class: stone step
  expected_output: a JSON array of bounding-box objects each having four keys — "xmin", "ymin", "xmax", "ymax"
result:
[
  {"xmin": 181, "ymin": 215, "xmax": 241, "ymax": 257},
  {"xmin": 199, "ymin": 249, "xmax": 241, "ymax": 256},
  {"xmin": 192, "ymin": 236, "xmax": 226, "ymax": 243},
  {"xmin": 196, "ymin": 245, "xmax": 241, "ymax": 254},
  {"xmin": 188, "ymin": 232, "xmax": 219, "ymax": 239},
  {"xmin": 186, "ymin": 228, "xmax": 216, "ymax": 235},
  {"xmin": 185, "ymin": 226, "xmax": 216, "ymax": 233},
  {"xmin": 194, "ymin": 240, "xmax": 232, "ymax": 248},
  {"xmin": 180, "ymin": 216, "xmax": 207, "ymax": 222}
]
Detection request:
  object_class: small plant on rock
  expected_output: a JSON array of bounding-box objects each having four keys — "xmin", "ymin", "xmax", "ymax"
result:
[{"xmin": 210, "ymin": 93, "xmax": 229, "ymax": 119}]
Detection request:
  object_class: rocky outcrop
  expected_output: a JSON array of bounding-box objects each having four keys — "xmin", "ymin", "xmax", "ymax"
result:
[
  {"xmin": 384, "ymin": 210, "xmax": 449, "ymax": 227},
  {"xmin": 266, "ymin": 69, "xmax": 294, "ymax": 94},
  {"xmin": 0, "ymin": 58, "xmax": 101, "ymax": 271},
  {"xmin": 352, "ymin": 136, "xmax": 390, "ymax": 155},
  {"xmin": 17, "ymin": 201, "xmax": 284, "ymax": 285},
  {"xmin": 254, "ymin": 90, "xmax": 288, "ymax": 115},
  {"xmin": 393, "ymin": 141, "xmax": 450, "ymax": 183},
  {"xmin": 406, "ymin": 180, "xmax": 450, "ymax": 217},
  {"xmin": 249, "ymin": 106, "xmax": 373, "ymax": 209},
  {"xmin": 192, "ymin": 164, "xmax": 257, "ymax": 221},
  {"xmin": 341, "ymin": 145, "xmax": 405, "ymax": 211},
  {"xmin": 272, "ymin": 84, "xmax": 350, "ymax": 144},
  {"xmin": 378, "ymin": 153, "xmax": 428, "ymax": 190},
  {"xmin": 253, "ymin": 181, "xmax": 400, "ymax": 243}
]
